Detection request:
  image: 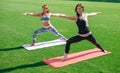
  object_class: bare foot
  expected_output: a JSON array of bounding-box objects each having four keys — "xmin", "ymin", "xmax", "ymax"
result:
[
  {"xmin": 60, "ymin": 58, "xmax": 67, "ymax": 62},
  {"xmin": 60, "ymin": 38, "xmax": 67, "ymax": 41},
  {"xmin": 60, "ymin": 53, "xmax": 67, "ymax": 62},
  {"xmin": 30, "ymin": 43, "xmax": 35, "ymax": 46},
  {"xmin": 103, "ymin": 50, "xmax": 108, "ymax": 53}
]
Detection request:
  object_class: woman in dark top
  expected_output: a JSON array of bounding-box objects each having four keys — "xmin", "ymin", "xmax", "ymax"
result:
[{"xmin": 59, "ymin": 3, "xmax": 107, "ymax": 61}]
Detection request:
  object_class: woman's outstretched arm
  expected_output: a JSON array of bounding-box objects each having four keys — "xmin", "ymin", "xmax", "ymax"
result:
[
  {"xmin": 59, "ymin": 15, "xmax": 77, "ymax": 20},
  {"xmin": 87, "ymin": 12, "xmax": 102, "ymax": 17},
  {"xmin": 24, "ymin": 13, "xmax": 41, "ymax": 17},
  {"xmin": 50, "ymin": 13, "xmax": 77, "ymax": 20}
]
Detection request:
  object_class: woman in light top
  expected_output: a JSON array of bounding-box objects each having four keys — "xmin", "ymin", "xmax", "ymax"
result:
[
  {"xmin": 59, "ymin": 3, "xmax": 107, "ymax": 61},
  {"xmin": 24, "ymin": 4, "xmax": 66, "ymax": 46}
]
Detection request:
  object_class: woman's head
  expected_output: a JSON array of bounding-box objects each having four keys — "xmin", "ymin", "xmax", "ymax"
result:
[
  {"xmin": 42, "ymin": 4, "xmax": 49, "ymax": 13},
  {"xmin": 75, "ymin": 4, "xmax": 84, "ymax": 16}
]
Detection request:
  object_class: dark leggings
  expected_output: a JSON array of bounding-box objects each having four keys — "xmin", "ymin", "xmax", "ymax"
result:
[{"xmin": 65, "ymin": 34, "xmax": 104, "ymax": 53}]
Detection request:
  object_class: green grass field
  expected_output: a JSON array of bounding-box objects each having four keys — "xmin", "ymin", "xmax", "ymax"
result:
[{"xmin": 0, "ymin": 0, "xmax": 120, "ymax": 73}]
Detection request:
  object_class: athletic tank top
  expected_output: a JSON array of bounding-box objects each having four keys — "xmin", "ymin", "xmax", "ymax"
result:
[
  {"xmin": 76, "ymin": 13, "xmax": 90, "ymax": 34},
  {"xmin": 41, "ymin": 13, "xmax": 50, "ymax": 22}
]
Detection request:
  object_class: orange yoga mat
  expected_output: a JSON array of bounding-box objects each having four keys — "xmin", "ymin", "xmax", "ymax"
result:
[{"xmin": 43, "ymin": 48, "xmax": 111, "ymax": 68}]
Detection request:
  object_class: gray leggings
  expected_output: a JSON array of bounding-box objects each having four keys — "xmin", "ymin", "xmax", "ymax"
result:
[{"xmin": 32, "ymin": 25, "xmax": 65, "ymax": 43}]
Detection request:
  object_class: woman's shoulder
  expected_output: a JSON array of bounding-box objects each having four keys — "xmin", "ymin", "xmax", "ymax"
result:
[
  {"xmin": 83, "ymin": 13, "xmax": 88, "ymax": 15},
  {"xmin": 49, "ymin": 13, "xmax": 54, "ymax": 16}
]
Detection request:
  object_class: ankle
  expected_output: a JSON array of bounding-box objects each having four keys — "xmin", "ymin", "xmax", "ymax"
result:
[{"xmin": 31, "ymin": 43, "xmax": 35, "ymax": 46}]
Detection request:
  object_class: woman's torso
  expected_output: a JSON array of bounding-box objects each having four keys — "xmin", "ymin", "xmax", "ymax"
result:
[
  {"xmin": 41, "ymin": 13, "xmax": 51, "ymax": 26},
  {"xmin": 76, "ymin": 13, "xmax": 90, "ymax": 34}
]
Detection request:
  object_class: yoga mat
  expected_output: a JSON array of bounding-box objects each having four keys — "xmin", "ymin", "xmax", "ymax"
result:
[
  {"xmin": 23, "ymin": 39, "xmax": 66, "ymax": 50},
  {"xmin": 43, "ymin": 48, "xmax": 111, "ymax": 68}
]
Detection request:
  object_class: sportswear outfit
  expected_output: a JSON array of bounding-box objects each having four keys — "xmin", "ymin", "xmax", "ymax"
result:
[
  {"xmin": 65, "ymin": 13, "xmax": 104, "ymax": 53},
  {"xmin": 32, "ymin": 13, "xmax": 65, "ymax": 43}
]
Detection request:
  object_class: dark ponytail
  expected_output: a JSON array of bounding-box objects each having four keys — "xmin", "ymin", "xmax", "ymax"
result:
[{"xmin": 75, "ymin": 3, "xmax": 84, "ymax": 17}]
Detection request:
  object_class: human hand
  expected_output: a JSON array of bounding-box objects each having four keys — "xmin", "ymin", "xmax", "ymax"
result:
[
  {"xmin": 24, "ymin": 13, "xmax": 28, "ymax": 15},
  {"xmin": 24, "ymin": 13, "xmax": 33, "ymax": 15},
  {"xmin": 97, "ymin": 12, "xmax": 102, "ymax": 14}
]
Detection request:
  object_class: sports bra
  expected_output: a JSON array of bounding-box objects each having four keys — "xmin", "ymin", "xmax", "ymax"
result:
[{"xmin": 41, "ymin": 13, "xmax": 50, "ymax": 22}]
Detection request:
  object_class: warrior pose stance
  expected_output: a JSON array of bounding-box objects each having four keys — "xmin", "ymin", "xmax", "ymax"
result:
[
  {"xmin": 24, "ymin": 4, "xmax": 66, "ymax": 46},
  {"xmin": 59, "ymin": 3, "xmax": 107, "ymax": 61}
]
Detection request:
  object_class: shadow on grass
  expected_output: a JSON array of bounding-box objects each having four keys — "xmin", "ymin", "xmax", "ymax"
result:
[
  {"xmin": 0, "ymin": 46, "xmax": 23, "ymax": 51},
  {"xmin": 0, "ymin": 61, "xmax": 46, "ymax": 73}
]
